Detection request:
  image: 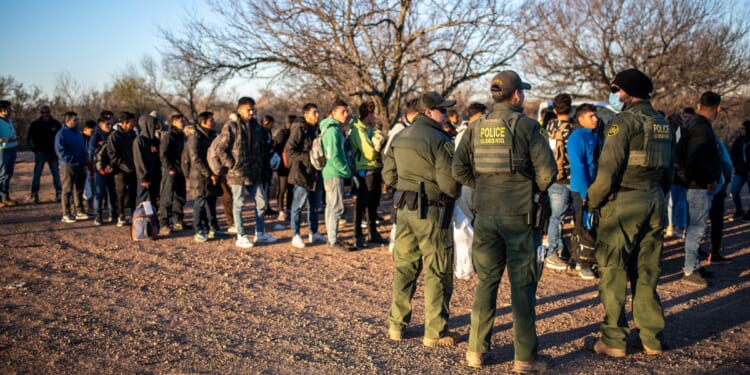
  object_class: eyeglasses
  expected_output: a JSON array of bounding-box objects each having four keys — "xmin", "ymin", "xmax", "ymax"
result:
[
  {"xmin": 610, "ymin": 85, "xmax": 621, "ymax": 93},
  {"xmin": 432, "ymin": 107, "xmax": 447, "ymax": 114}
]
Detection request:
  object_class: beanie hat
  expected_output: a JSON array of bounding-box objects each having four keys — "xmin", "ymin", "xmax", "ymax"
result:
[{"xmin": 611, "ymin": 69, "xmax": 653, "ymax": 99}]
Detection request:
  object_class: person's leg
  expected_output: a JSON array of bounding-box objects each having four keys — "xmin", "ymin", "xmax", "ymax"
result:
[
  {"xmin": 388, "ymin": 209, "xmax": 422, "ymax": 334},
  {"xmin": 278, "ymin": 175, "xmax": 289, "ymax": 212},
  {"xmin": 290, "ymin": 185, "xmax": 308, "ymax": 236},
  {"xmin": 219, "ymin": 179, "xmax": 234, "ymax": 227},
  {"xmin": 30, "ymin": 152, "xmax": 45, "ymax": 197},
  {"xmin": 0, "ymin": 148, "xmax": 10, "ymax": 201},
  {"xmin": 545, "ymin": 183, "xmax": 569, "ymax": 256},
  {"xmin": 94, "ymin": 172, "xmax": 106, "ymax": 219},
  {"xmin": 505, "ymin": 215, "xmax": 540, "ymax": 361},
  {"xmin": 60, "ymin": 165, "xmax": 74, "ymax": 217},
  {"xmin": 230, "ymin": 184, "xmax": 246, "ymax": 237},
  {"xmin": 309, "ymin": 181, "xmax": 323, "ymax": 234},
  {"xmin": 193, "ymin": 195, "xmax": 206, "ymax": 234},
  {"xmin": 731, "ymin": 174, "xmax": 746, "ymax": 213},
  {"xmin": 367, "ymin": 172, "xmax": 382, "ymax": 227},
  {"xmin": 207, "ymin": 196, "xmax": 218, "ymax": 231},
  {"xmin": 354, "ymin": 174, "xmax": 368, "ymax": 240},
  {"xmin": 684, "ymin": 189, "xmax": 709, "ymax": 275},
  {"xmin": 72, "ymin": 167, "xmax": 87, "ymax": 214},
  {"xmin": 105, "ymin": 174, "xmax": 118, "ymax": 220},
  {"xmin": 709, "ymin": 191, "xmax": 726, "ymax": 255},
  {"xmin": 173, "ymin": 172, "xmax": 186, "ymax": 225},
  {"xmin": 158, "ymin": 170, "xmax": 174, "ymax": 227},
  {"xmin": 49, "ymin": 154, "xmax": 62, "ymax": 195},
  {"xmin": 125, "ymin": 173, "xmax": 137, "ymax": 217},
  {"xmin": 324, "ymin": 177, "xmax": 344, "ymax": 245},
  {"xmin": 114, "ymin": 173, "xmax": 126, "ymax": 220},
  {"xmin": 250, "ymin": 183, "xmax": 267, "ymax": 234}
]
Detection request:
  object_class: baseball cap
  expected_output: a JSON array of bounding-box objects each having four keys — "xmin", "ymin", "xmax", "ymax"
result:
[
  {"xmin": 490, "ymin": 70, "xmax": 532, "ymax": 95},
  {"xmin": 421, "ymin": 91, "xmax": 456, "ymax": 110}
]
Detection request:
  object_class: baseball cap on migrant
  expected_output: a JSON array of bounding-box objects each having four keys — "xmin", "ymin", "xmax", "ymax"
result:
[
  {"xmin": 490, "ymin": 70, "xmax": 532, "ymax": 96},
  {"xmin": 421, "ymin": 91, "xmax": 456, "ymax": 111}
]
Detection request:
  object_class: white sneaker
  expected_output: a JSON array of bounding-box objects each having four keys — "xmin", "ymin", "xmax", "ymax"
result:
[
  {"xmin": 227, "ymin": 225, "xmax": 238, "ymax": 234},
  {"xmin": 235, "ymin": 235, "xmax": 254, "ymax": 248},
  {"xmin": 291, "ymin": 234, "xmax": 306, "ymax": 249},
  {"xmin": 254, "ymin": 232, "xmax": 277, "ymax": 243},
  {"xmin": 309, "ymin": 232, "xmax": 327, "ymax": 243}
]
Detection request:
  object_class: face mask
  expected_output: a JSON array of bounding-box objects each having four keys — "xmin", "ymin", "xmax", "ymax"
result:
[{"xmin": 608, "ymin": 92, "xmax": 624, "ymax": 112}]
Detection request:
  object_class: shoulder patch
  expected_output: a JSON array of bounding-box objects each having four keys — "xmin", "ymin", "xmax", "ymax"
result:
[{"xmin": 608, "ymin": 125, "xmax": 619, "ymax": 137}]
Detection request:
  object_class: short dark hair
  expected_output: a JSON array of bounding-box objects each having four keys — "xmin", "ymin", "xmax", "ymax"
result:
[
  {"xmin": 238, "ymin": 97, "xmax": 256, "ymax": 107},
  {"xmin": 302, "ymin": 103, "xmax": 317, "ymax": 113},
  {"xmin": 198, "ymin": 111, "xmax": 213, "ymax": 123},
  {"xmin": 262, "ymin": 115, "xmax": 274, "ymax": 124},
  {"xmin": 359, "ymin": 100, "xmax": 376, "ymax": 118},
  {"xmin": 0, "ymin": 100, "xmax": 11, "ymax": 111},
  {"xmin": 63, "ymin": 111, "xmax": 78, "ymax": 122},
  {"xmin": 404, "ymin": 97, "xmax": 420, "ymax": 114},
  {"xmin": 683, "ymin": 107, "xmax": 696, "ymax": 115},
  {"xmin": 97, "ymin": 117, "xmax": 110, "ymax": 125},
  {"xmin": 83, "ymin": 119, "xmax": 96, "ymax": 129},
  {"xmin": 171, "ymin": 114, "xmax": 184, "ymax": 122},
  {"xmin": 331, "ymin": 99, "xmax": 348, "ymax": 112},
  {"xmin": 100, "ymin": 110, "xmax": 114, "ymax": 120},
  {"xmin": 119, "ymin": 111, "xmax": 136, "ymax": 123},
  {"xmin": 447, "ymin": 109, "xmax": 459, "ymax": 118},
  {"xmin": 699, "ymin": 92, "xmax": 721, "ymax": 108},
  {"xmin": 575, "ymin": 103, "xmax": 597, "ymax": 119},
  {"xmin": 553, "ymin": 93, "xmax": 572, "ymax": 114},
  {"xmin": 467, "ymin": 102, "xmax": 487, "ymax": 118}
]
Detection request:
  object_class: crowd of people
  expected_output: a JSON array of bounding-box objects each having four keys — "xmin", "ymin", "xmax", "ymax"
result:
[{"xmin": 0, "ymin": 66, "xmax": 746, "ymax": 372}]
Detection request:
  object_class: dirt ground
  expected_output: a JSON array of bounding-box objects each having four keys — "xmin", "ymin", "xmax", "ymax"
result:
[{"xmin": 1, "ymin": 151, "xmax": 749, "ymax": 374}]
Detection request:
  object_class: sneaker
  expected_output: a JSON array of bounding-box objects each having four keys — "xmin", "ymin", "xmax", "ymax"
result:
[
  {"xmin": 423, "ymin": 333, "xmax": 456, "ymax": 348},
  {"xmin": 545, "ymin": 253, "xmax": 568, "ymax": 271},
  {"xmin": 466, "ymin": 351, "xmax": 483, "ymax": 369},
  {"xmin": 172, "ymin": 222, "xmax": 184, "ymax": 232},
  {"xmin": 709, "ymin": 254, "xmax": 732, "ymax": 265},
  {"xmin": 254, "ymin": 232, "xmax": 277, "ymax": 244},
  {"xmin": 577, "ymin": 263, "xmax": 596, "ymax": 280},
  {"xmin": 2, "ymin": 199, "xmax": 16, "ymax": 207},
  {"xmin": 61, "ymin": 215, "xmax": 76, "ymax": 224},
  {"xmin": 681, "ymin": 272, "xmax": 708, "ymax": 288},
  {"xmin": 227, "ymin": 225, "xmax": 238, "ymax": 234},
  {"xmin": 235, "ymin": 235, "xmax": 254, "ymax": 248},
  {"xmin": 642, "ymin": 343, "xmax": 663, "ymax": 356},
  {"xmin": 273, "ymin": 223, "xmax": 286, "ymax": 230},
  {"xmin": 158, "ymin": 226, "xmax": 171, "ymax": 236},
  {"xmin": 207, "ymin": 229, "xmax": 227, "ymax": 239},
  {"xmin": 29, "ymin": 194, "xmax": 39, "ymax": 204},
  {"xmin": 291, "ymin": 234, "xmax": 306, "ymax": 249},
  {"xmin": 328, "ymin": 241, "xmax": 352, "ymax": 253},
  {"xmin": 593, "ymin": 338, "xmax": 626, "ymax": 358},
  {"xmin": 117, "ymin": 217, "xmax": 130, "ymax": 227},
  {"xmin": 94, "ymin": 217, "xmax": 103, "ymax": 226},
  {"xmin": 309, "ymin": 232, "xmax": 327, "ymax": 244},
  {"xmin": 388, "ymin": 329, "xmax": 402, "ymax": 342},
  {"xmin": 74, "ymin": 212, "xmax": 89, "ymax": 220},
  {"xmin": 277, "ymin": 211, "xmax": 287, "ymax": 221},
  {"xmin": 360, "ymin": 221, "xmax": 368, "ymax": 229},
  {"xmin": 512, "ymin": 357, "xmax": 548, "ymax": 373},
  {"xmin": 338, "ymin": 218, "xmax": 347, "ymax": 225},
  {"xmin": 194, "ymin": 232, "xmax": 208, "ymax": 242}
]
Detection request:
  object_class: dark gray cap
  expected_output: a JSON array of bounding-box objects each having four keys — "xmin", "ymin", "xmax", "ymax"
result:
[
  {"xmin": 421, "ymin": 91, "xmax": 456, "ymax": 110},
  {"xmin": 490, "ymin": 70, "xmax": 532, "ymax": 95}
]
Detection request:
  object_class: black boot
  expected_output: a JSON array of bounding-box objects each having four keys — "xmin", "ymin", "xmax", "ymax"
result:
[
  {"xmin": 369, "ymin": 228, "xmax": 387, "ymax": 244},
  {"xmin": 355, "ymin": 234, "xmax": 367, "ymax": 249}
]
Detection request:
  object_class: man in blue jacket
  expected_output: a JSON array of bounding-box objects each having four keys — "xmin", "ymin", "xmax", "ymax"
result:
[{"xmin": 55, "ymin": 111, "xmax": 89, "ymax": 223}]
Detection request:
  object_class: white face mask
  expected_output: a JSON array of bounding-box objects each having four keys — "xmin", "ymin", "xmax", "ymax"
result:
[{"xmin": 608, "ymin": 92, "xmax": 624, "ymax": 111}]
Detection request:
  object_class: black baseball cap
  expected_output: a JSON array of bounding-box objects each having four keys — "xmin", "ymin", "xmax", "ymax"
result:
[
  {"xmin": 421, "ymin": 91, "xmax": 456, "ymax": 110},
  {"xmin": 490, "ymin": 70, "xmax": 532, "ymax": 95}
]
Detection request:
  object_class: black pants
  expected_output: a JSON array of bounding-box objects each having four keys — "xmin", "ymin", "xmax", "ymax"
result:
[
  {"xmin": 60, "ymin": 165, "xmax": 86, "ymax": 216},
  {"xmin": 158, "ymin": 170, "xmax": 186, "ymax": 225},
  {"xmin": 114, "ymin": 172, "xmax": 136, "ymax": 219},
  {"xmin": 570, "ymin": 191, "xmax": 594, "ymax": 265},
  {"xmin": 193, "ymin": 195, "xmax": 218, "ymax": 234},
  {"xmin": 709, "ymin": 191, "xmax": 726, "ymax": 255},
  {"xmin": 354, "ymin": 170, "xmax": 383, "ymax": 236},
  {"xmin": 277, "ymin": 174, "xmax": 293, "ymax": 212}
]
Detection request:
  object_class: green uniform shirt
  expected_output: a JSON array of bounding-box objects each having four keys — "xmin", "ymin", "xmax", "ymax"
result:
[
  {"xmin": 383, "ymin": 114, "xmax": 457, "ymax": 200},
  {"xmin": 452, "ymin": 103, "xmax": 557, "ymax": 215},
  {"xmin": 587, "ymin": 101, "xmax": 674, "ymax": 209}
]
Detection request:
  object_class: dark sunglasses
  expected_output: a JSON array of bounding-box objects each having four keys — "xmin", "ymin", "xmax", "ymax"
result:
[{"xmin": 610, "ymin": 85, "xmax": 621, "ymax": 93}]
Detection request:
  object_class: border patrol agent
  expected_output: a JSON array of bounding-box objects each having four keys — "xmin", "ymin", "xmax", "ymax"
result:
[
  {"xmin": 588, "ymin": 68, "xmax": 673, "ymax": 358},
  {"xmin": 453, "ymin": 71, "xmax": 557, "ymax": 372},
  {"xmin": 383, "ymin": 91, "xmax": 458, "ymax": 348}
]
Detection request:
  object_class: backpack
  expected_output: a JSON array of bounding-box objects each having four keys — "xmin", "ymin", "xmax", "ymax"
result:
[
  {"xmin": 94, "ymin": 142, "xmax": 110, "ymax": 172},
  {"xmin": 548, "ymin": 119, "xmax": 573, "ymax": 181},
  {"xmin": 207, "ymin": 136, "xmax": 226, "ymax": 176},
  {"xmin": 131, "ymin": 201, "xmax": 158, "ymax": 241},
  {"xmin": 310, "ymin": 125, "xmax": 334, "ymax": 170}
]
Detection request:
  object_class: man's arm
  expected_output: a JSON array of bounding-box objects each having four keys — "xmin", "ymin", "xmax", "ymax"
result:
[
  {"xmin": 587, "ymin": 120, "xmax": 629, "ymax": 208},
  {"xmin": 451, "ymin": 126, "xmax": 475, "ymax": 188}
]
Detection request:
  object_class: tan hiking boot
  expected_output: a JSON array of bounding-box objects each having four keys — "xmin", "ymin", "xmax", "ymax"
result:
[
  {"xmin": 594, "ymin": 338, "xmax": 626, "ymax": 358},
  {"xmin": 388, "ymin": 329, "xmax": 402, "ymax": 342},
  {"xmin": 466, "ymin": 351, "xmax": 483, "ymax": 369},
  {"xmin": 423, "ymin": 333, "xmax": 456, "ymax": 347},
  {"xmin": 512, "ymin": 357, "xmax": 548, "ymax": 373}
]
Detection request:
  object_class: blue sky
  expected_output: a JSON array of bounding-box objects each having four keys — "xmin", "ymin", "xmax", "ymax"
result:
[{"xmin": 0, "ymin": 0, "xmax": 244, "ymax": 96}]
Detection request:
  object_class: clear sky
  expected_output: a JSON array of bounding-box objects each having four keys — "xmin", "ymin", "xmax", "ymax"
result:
[{"xmin": 0, "ymin": 0, "xmax": 248, "ymax": 97}]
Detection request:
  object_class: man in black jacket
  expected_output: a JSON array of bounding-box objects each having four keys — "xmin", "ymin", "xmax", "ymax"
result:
[
  {"xmin": 133, "ymin": 114, "xmax": 162, "ymax": 211},
  {"xmin": 158, "ymin": 114, "xmax": 187, "ymax": 234},
  {"xmin": 107, "ymin": 112, "xmax": 138, "ymax": 227},
  {"xmin": 27, "ymin": 105, "xmax": 62, "ymax": 203},
  {"xmin": 677, "ymin": 92, "xmax": 723, "ymax": 288},
  {"xmin": 729, "ymin": 120, "xmax": 750, "ymax": 220},
  {"xmin": 285, "ymin": 103, "xmax": 326, "ymax": 248},
  {"xmin": 188, "ymin": 112, "xmax": 220, "ymax": 242}
]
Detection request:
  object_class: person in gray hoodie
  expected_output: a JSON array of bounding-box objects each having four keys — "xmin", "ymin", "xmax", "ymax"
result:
[{"xmin": 133, "ymin": 114, "xmax": 162, "ymax": 209}]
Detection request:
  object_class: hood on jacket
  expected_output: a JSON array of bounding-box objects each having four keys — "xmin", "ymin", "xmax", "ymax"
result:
[
  {"xmin": 138, "ymin": 114, "xmax": 159, "ymax": 139},
  {"xmin": 319, "ymin": 117, "xmax": 341, "ymax": 131}
]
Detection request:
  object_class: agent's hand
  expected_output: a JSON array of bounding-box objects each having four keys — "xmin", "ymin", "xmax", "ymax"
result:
[{"xmin": 140, "ymin": 181, "xmax": 150, "ymax": 188}]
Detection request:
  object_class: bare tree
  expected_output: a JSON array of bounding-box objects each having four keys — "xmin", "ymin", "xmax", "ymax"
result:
[
  {"xmin": 521, "ymin": 0, "xmax": 750, "ymax": 110},
  {"xmin": 163, "ymin": 0, "xmax": 524, "ymax": 129},
  {"xmin": 110, "ymin": 68, "xmax": 160, "ymax": 115}
]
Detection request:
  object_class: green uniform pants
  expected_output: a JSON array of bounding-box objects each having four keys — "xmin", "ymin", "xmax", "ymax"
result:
[
  {"xmin": 595, "ymin": 188, "xmax": 666, "ymax": 351},
  {"xmin": 388, "ymin": 206, "xmax": 454, "ymax": 340},
  {"xmin": 468, "ymin": 213, "xmax": 542, "ymax": 361}
]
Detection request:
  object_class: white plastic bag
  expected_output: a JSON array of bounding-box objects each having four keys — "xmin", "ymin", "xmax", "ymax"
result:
[{"xmin": 453, "ymin": 204, "xmax": 474, "ymax": 280}]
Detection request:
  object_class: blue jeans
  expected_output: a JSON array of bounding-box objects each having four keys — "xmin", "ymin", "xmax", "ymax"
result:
[
  {"xmin": 668, "ymin": 184, "xmax": 687, "ymax": 229},
  {"xmin": 31, "ymin": 152, "xmax": 61, "ymax": 195},
  {"xmin": 731, "ymin": 173, "xmax": 750, "ymax": 212},
  {"xmin": 684, "ymin": 188, "xmax": 709, "ymax": 274},
  {"xmin": 0, "ymin": 147, "xmax": 16, "ymax": 201},
  {"xmin": 193, "ymin": 195, "xmax": 217, "ymax": 234},
  {"xmin": 290, "ymin": 184, "xmax": 322, "ymax": 236},
  {"xmin": 94, "ymin": 172, "xmax": 117, "ymax": 218},
  {"xmin": 546, "ymin": 183, "xmax": 571, "ymax": 255},
  {"xmin": 324, "ymin": 177, "xmax": 345, "ymax": 245},
  {"xmin": 230, "ymin": 183, "xmax": 267, "ymax": 237}
]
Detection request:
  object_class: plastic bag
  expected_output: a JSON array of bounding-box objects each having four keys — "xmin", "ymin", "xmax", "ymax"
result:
[{"xmin": 453, "ymin": 204, "xmax": 474, "ymax": 280}]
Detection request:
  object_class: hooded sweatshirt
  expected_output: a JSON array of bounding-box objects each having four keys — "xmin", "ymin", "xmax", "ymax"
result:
[
  {"xmin": 133, "ymin": 115, "xmax": 161, "ymax": 183},
  {"xmin": 320, "ymin": 117, "xmax": 351, "ymax": 179},
  {"xmin": 347, "ymin": 114, "xmax": 382, "ymax": 172},
  {"xmin": 54, "ymin": 125, "xmax": 88, "ymax": 168}
]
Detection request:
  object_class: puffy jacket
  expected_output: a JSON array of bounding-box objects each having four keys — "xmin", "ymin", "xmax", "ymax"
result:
[
  {"xmin": 347, "ymin": 115, "xmax": 382, "ymax": 172},
  {"xmin": 187, "ymin": 125, "xmax": 217, "ymax": 199},
  {"xmin": 160, "ymin": 125, "xmax": 186, "ymax": 176},
  {"xmin": 273, "ymin": 127, "xmax": 291, "ymax": 176},
  {"xmin": 678, "ymin": 114, "xmax": 721, "ymax": 189},
  {"xmin": 88, "ymin": 127, "xmax": 111, "ymax": 165},
  {"xmin": 729, "ymin": 135, "xmax": 750, "ymax": 176},
  {"xmin": 106, "ymin": 127, "xmax": 137, "ymax": 174},
  {"xmin": 285, "ymin": 118, "xmax": 319, "ymax": 190},
  {"xmin": 133, "ymin": 115, "xmax": 162, "ymax": 183},
  {"xmin": 54, "ymin": 125, "xmax": 88, "ymax": 168},
  {"xmin": 27, "ymin": 117, "xmax": 61, "ymax": 153},
  {"xmin": 320, "ymin": 117, "xmax": 351, "ymax": 179},
  {"xmin": 214, "ymin": 116, "xmax": 268, "ymax": 186}
]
